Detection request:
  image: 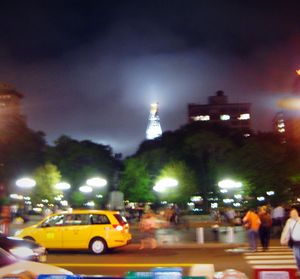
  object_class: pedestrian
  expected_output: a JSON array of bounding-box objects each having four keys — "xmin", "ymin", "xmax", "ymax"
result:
[
  {"xmin": 243, "ymin": 208, "xmax": 261, "ymax": 252},
  {"xmin": 280, "ymin": 208, "xmax": 300, "ymax": 277},
  {"xmin": 258, "ymin": 206, "xmax": 272, "ymax": 251},
  {"xmin": 272, "ymin": 204, "xmax": 285, "ymax": 237},
  {"xmin": 139, "ymin": 212, "xmax": 158, "ymax": 249},
  {"xmin": 225, "ymin": 207, "xmax": 236, "ymax": 227}
]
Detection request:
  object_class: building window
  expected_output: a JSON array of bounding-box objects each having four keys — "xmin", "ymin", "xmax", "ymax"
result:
[
  {"xmin": 220, "ymin": 114, "xmax": 230, "ymax": 121},
  {"xmin": 278, "ymin": 128, "xmax": 285, "ymax": 133},
  {"xmin": 238, "ymin": 113, "xmax": 250, "ymax": 120},
  {"xmin": 192, "ymin": 115, "xmax": 210, "ymax": 121}
]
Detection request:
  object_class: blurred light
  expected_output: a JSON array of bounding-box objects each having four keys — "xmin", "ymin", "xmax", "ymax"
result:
[
  {"xmin": 23, "ymin": 196, "xmax": 31, "ymax": 200},
  {"xmin": 79, "ymin": 185, "xmax": 93, "ymax": 193},
  {"xmin": 10, "ymin": 194, "xmax": 23, "ymax": 200},
  {"xmin": 296, "ymin": 69, "xmax": 300, "ymax": 76},
  {"xmin": 266, "ymin": 191, "xmax": 275, "ymax": 196},
  {"xmin": 60, "ymin": 200, "xmax": 68, "ymax": 206},
  {"xmin": 191, "ymin": 196, "xmax": 203, "ymax": 202},
  {"xmin": 234, "ymin": 194, "xmax": 242, "ymax": 199},
  {"xmin": 193, "ymin": 115, "xmax": 210, "ymax": 121},
  {"xmin": 218, "ymin": 179, "xmax": 242, "ymax": 189},
  {"xmin": 33, "ymin": 208, "xmax": 42, "ymax": 213},
  {"xmin": 96, "ymin": 194, "xmax": 103, "ymax": 198},
  {"xmin": 42, "ymin": 199, "xmax": 48, "ymax": 203},
  {"xmin": 278, "ymin": 97, "xmax": 300, "ymax": 110},
  {"xmin": 220, "ymin": 114, "xmax": 230, "ymax": 121},
  {"xmin": 244, "ymin": 133, "xmax": 251, "ymax": 137},
  {"xmin": 86, "ymin": 177, "xmax": 107, "ymax": 188},
  {"xmin": 16, "ymin": 177, "xmax": 36, "ymax": 188},
  {"xmin": 233, "ymin": 202, "xmax": 241, "ymax": 207},
  {"xmin": 257, "ymin": 196, "xmax": 265, "ymax": 201},
  {"xmin": 223, "ymin": 198, "xmax": 234, "ymax": 204},
  {"xmin": 85, "ymin": 201, "xmax": 95, "ymax": 207},
  {"xmin": 153, "ymin": 178, "xmax": 178, "ymax": 192},
  {"xmin": 238, "ymin": 113, "xmax": 250, "ymax": 120},
  {"xmin": 211, "ymin": 203, "xmax": 218, "ymax": 209},
  {"xmin": 220, "ymin": 189, "xmax": 228, "ymax": 193},
  {"xmin": 55, "ymin": 182, "xmax": 71, "ymax": 190},
  {"xmin": 277, "ymin": 123, "xmax": 285, "ymax": 128}
]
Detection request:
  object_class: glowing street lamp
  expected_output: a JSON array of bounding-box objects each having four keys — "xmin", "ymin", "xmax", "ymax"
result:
[
  {"xmin": 218, "ymin": 179, "xmax": 242, "ymax": 190},
  {"xmin": 153, "ymin": 178, "xmax": 178, "ymax": 192},
  {"xmin": 55, "ymin": 182, "xmax": 71, "ymax": 190},
  {"xmin": 86, "ymin": 177, "xmax": 107, "ymax": 188},
  {"xmin": 79, "ymin": 185, "xmax": 93, "ymax": 193},
  {"xmin": 16, "ymin": 177, "xmax": 36, "ymax": 189}
]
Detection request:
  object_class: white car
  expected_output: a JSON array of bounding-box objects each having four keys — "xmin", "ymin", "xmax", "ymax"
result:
[{"xmin": 0, "ymin": 247, "xmax": 72, "ymax": 276}]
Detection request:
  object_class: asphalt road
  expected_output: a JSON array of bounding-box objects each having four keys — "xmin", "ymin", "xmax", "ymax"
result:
[{"xmin": 45, "ymin": 245, "xmax": 253, "ymax": 278}]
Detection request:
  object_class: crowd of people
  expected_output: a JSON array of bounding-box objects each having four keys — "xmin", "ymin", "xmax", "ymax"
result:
[{"xmin": 241, "ymin": 205, "xmax": 300, "ymax": 277}]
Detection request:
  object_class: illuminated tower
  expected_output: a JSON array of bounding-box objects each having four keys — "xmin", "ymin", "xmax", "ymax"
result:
[{"xmin": 146, "ymin": 102, "xmax": 162, "ymax": 140}]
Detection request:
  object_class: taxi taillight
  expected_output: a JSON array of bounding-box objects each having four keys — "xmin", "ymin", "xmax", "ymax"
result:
[{"xmin": 113, "ymin": 224, "xmax": 124, "ymax": 231}]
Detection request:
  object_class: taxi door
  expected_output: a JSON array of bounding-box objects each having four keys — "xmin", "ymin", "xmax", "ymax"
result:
[
  {"xmin": 36, "ymin": 214, "xmax": 64, "ymax": 248},
  {"xmin": 62, "ymin": 214, "xmax": 92, "ymax": 249}
]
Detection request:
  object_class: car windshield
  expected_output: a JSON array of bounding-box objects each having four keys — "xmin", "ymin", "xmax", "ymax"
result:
[{"xmin": 0, "ymin": 248, "xmax": 17, "ymax": 268}]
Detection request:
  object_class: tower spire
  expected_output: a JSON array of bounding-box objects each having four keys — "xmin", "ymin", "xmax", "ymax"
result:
[{"xmin": 146, "ymin": 102, "xmax": 162, "ymax": 140}]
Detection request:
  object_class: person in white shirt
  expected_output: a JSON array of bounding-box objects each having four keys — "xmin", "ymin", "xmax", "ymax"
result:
[{"xmin": 281, "ymin": 208, "xmax": 300, "ymax": 276}]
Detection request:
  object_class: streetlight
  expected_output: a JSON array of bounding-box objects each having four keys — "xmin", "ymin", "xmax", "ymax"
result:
[
  {"xmin": 153, "ymin": 178, "xmax": 178, "ymax": 192},
  {"xmin": 16, "ymin": 177, "xmax": 36, "ymax": 188},
  {"xmin": 55, "ymin": 182, "xmax": 71, "ymax": 190},
  {"xmin": 86, "ymin": 177, "xmax": 107, "ymax": 188},
  {"xmin": 79, "ymin": 185, "xmax": 93, "ymax": 193},
  {"xmin": 218, "ymin": 179, "xmax": 242, "ymax": 190}
]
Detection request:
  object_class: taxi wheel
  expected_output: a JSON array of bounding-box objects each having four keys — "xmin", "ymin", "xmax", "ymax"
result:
[{"xmin": 90, "ymin": 238, "xmax": 107, "ymax": 254}]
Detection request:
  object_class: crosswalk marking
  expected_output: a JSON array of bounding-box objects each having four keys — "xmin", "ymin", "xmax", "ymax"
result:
[
  {"xmin": 245, "ymin": 255, "xmax": 294, "ymax": 259},
  {"xmin": 243, "ymin": 246, "xmax": 297, "ymax": 269}
]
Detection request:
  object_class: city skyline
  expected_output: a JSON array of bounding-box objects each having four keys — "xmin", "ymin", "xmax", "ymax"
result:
[{"xmin": 1, "ymin": 1, "xmax": 300, "ymax": 155}]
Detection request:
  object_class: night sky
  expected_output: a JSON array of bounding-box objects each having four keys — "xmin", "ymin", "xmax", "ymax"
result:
[{"xmin": 1, "ymin": 0, "xmax": 300, "ymax": 155}]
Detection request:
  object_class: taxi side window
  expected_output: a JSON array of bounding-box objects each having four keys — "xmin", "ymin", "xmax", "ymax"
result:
[
  {"xmin": 64, "ymin": 214, "xmax": 90, "ymax": 226},
  {"xmin": 90, "ymin": 214, "xmax": 110, "ymax": 225},
  {"xmin": 42, "ymin": 214, "xmax": 64, "ymax": 227}
]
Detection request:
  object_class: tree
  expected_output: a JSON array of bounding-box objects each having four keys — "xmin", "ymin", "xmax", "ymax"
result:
[
  {"xmin": 31, "ymin": 163, "xmax": 61, "ymax": 205},
  {"xmin": 184, "ymin": 130, "xmax": 235, "ymax": 206},
  {"xmin": 46, "ymin": 135, "xmax": 118, "ymax": 205},
  {"xmin": 226, "ymin": 136, "xmax": 291, "ymax": 204},
  {"xmin": 119, "ymin": 157, "xmax": 154, "ymax": 202}
]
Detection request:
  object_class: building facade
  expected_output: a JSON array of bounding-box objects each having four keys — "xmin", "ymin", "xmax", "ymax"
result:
[
  {"xmin": 188, "ymin": 91, "xmax": 251, "ymax": 133},
  {"xmin": 0, "ymin": 83, "xmax": 24, "ymax": 131},
  {"xmin": 273, "ymin": 111, "xmax": 300, "ymax": 144}
]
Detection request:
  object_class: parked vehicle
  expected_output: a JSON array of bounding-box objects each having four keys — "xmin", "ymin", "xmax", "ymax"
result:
[
  {"xmin": 0, "ymin": 247, "xmax": 72, "ymax": 276},
  {"xmin": 0, "ymin": 233, "xmax": 47, "ymax": 262},
  {"xmin": 15, "ymin": 209, "xmax": 132, "ymax": 254}
]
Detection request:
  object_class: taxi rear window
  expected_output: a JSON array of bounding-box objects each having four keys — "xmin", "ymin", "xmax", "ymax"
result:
[{"xmin": 113, "ymin": 214, "xmax": 128, "ymax": 225}]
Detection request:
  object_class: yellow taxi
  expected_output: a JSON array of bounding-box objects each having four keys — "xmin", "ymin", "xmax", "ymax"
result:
[{"xmin": 15, "ymin": 209, "xmax": 132, "ymax": 254}]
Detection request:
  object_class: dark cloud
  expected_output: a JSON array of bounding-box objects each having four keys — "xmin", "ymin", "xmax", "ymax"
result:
[{"xmin": 0, "ymin": 1, "xmax": 300, "ymax": 155}]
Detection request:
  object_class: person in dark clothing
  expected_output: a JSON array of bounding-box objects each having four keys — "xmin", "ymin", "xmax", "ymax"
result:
[{"xmin": 258, "ymin": 206, "xmax": 273, "ymax": 251}]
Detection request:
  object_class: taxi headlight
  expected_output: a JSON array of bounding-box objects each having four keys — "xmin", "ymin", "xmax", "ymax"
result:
[{"xmin": 10, "ymin": 247, "xmax": 35, "ymax": 258}]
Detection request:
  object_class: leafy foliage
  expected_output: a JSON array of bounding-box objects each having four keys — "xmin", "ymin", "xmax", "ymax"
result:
[{"xmin": 31, "ymin": 163, "xmax": 61, "ymax": 205}]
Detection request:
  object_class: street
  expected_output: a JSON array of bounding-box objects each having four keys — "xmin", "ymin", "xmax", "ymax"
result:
[{"xmin": 44, "ymin": 241, "xmax": 296, "ymax": 278}]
